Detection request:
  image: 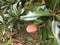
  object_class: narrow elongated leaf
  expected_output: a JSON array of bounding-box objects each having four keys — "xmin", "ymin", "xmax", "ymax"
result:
[
  {"xmin": 3, "ymin": 14, "xmax": 10, "ymax": 17},
  {"xmin": 17, "ymin": 23, "xmax": 21, "ymax": 30},
  {"xmin": 34, "ymin": 10, "xmax": 50, "ymax": 16},
  {"xmin": 52, "ymin": 39, "xmax": 58, "ymax": 45},
  {"xmin": 8, "ymin": 17, "xmax": 14, "ymax": 23},
  {"xmin": 40, "ymin": 27, "xmax": 48, "ymax": 41},
  {"xmin": 56, "ymin": 14, "xmax": 60, "ymax": 21},
  {"xmin": 0, "ymin": 15, "xmax": 4, "ymax": 23},
  {"xmin": 52, "ymin": 20, "xmax": 60, "ymax": 45},
  {"xmin": 16, "ymin": 7, "xmax": 21, "ymax": 16},
  {"xmin": 8, "ymin": 9, "xmax": 16, "ymax": 17},
  {"xmin": 8, "ymin": 3, "xmax": 21, "ymax": 16},
  {"xmin": 34, "ymin": 20, "xmax": 44, "ymax": 25},
  {"xmin": 20, "ymin": 11, "xmax": 39, "ymax": 21},
  {"xmin": 8, "ymin": 23, "xmax": 14, "ymax": 31},
  {"xmin": 6, "ymin": 0, "xmax": 16, "ymax": 3},
  {"xmin": 1, "ymin": 26, "xmax": 6, "ymax": 34},
  {"xmin": 27, "ymin": 37, "xmax": 33, "ymax": 42},
  {"xmin": 46, "ymin": 0, "xmax": 60, "ymax": 10}
]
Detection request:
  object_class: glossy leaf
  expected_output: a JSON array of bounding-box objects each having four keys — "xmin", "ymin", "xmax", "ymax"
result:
[
  {"xmin": 52, "ymin": 20, "xmax": 60, "ymax": 45},
  {"xmin": 34, "ymin": 10, "xmax": 50, "ymax": 16},
  {"xmin": 20, "ymin": 11, "xmax": 39, "ymax": 21},
  {"xmin": 8, "ymin": 3, "xmax": 21, "ymax": 17}
]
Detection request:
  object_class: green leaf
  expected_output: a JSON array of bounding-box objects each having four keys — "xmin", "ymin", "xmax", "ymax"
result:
[
  {"xmin": 1, "ymin": 26, "xmax": 6, "ymax": 31},
  {"xmin": 8, "ymin": 17, "xmax": 14, "ymax": 23},
  {"xmin": 1, "ymin": 26, "xmax": 6, "ymax": 34},
  {"xmin": 0, "ymin": 15, "xmax": 4, "ymax": 23},
  {"xmin": 58, "ymin": 32, "xmax": 60, "ymax": 39},
  {"xmin": 8, "ymin": 23, "xmax": 14, "ymax": 31},
  {"xmin": 17, "ymin": 23, "xmax": 21, "ymax": 30},
  {"xmin": 20, "ymin": 11, "xmax": 39, "ymax": 21},
  {"xmin": 8, "ymin": 9, "xmax": 16, "ymax": 17},
  {"xmin": 7, "ymin": 0, "xmax": 16, "ymax": 3},
  {"xmin": 34, "ymin": 10, "xmax": 50, "ymax": 16},
  {"xmin": 46, "ymin": 0, "xmax": 60, "ymax": 10},
  {"xmin": 8, "ymin": 5, "xmax": 21, "ymax": 17},
  {"xmin": 52, "ymin": 39, "xmax": 58, "ymax": 45},
  {"xmin": 41, "ymin": 27, "xmax": 48, "ymax": 40},
  {"xmin": 16, "ymin": 7, "xmax": 21, "ymax": 16},
  {"xmin": 34, "ymin": 20, "xmax": 44, "ymax": 25},
  {"xmin": 27, "ymin": 36, "xmax": 33, "ymax": 42},
  {"xmin": 56, "ymin": 14, "xmax": 60, "ymax": 21}
]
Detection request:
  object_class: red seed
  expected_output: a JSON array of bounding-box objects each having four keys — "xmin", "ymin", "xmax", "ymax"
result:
[
  {"xmin": 17, "ymin": 43, "xmax": 23, "ymax": 45},
  {"xmin": 26, "ymin": 24, "xmax": 37, "ymax": 33}
]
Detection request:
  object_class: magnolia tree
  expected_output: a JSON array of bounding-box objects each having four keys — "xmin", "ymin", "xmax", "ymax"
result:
[{"xmin": 0, "ymin": 0, "xmax": 60, "ymax": 45}]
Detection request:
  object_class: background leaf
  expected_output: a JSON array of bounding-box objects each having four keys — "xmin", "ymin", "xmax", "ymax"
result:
[
  {"xmin": 45, "ymin": 0, "xmax": 60, "ymax": 10},
  {"xmin": 56, "ymin": 14, "xmax": 60, "ymax": 22}
]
